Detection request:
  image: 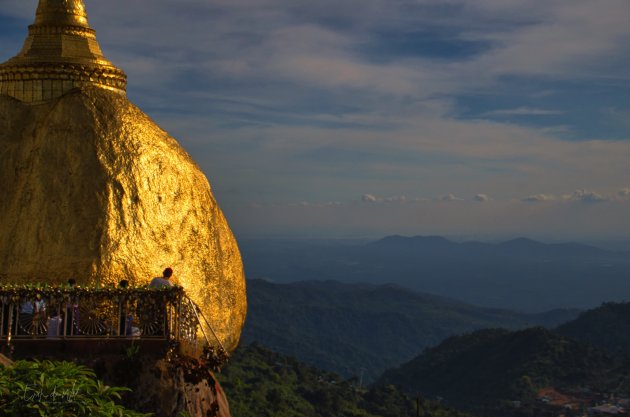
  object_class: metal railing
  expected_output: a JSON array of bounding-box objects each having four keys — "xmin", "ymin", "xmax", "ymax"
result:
[{"xmin": 0, "ymin": 285, "xmax": 221, "ymax": 353}]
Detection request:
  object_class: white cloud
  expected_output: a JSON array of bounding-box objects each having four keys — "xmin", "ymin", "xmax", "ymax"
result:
[
  {"xmin": 522, "ymin": 194, "xmax": 556, "ymax": 203},
  {"xmin": 361, "ymin": 194, "xmax": 380, "ymax": 203},
  {"xmin": 385, "ymin": 195, "xmax": 408, "ymax": 203},
  {"xmin": 360, "ymin": 194, "xmax": 410, "ymax": 204},
  {"xmin": 439, "ymin": 193, "xmax": 463, "ymax": 202},
  {"xmin": 569, "ymin": 189, "xmax": 608, "ymax": 203},
  {"xmin": 474, "ymin": 193, "xmax": 490, "ymax": 202}
]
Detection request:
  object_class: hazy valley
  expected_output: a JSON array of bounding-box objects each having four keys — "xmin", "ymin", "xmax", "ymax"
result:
[
  {"xmin": 225, "ymin": 236, "xmax": 630, "ymax": 416},
  {"xmin": 226, "ymin": 296, "xmax": 630, "ymax": 416},
  {"xmin": 240, "ymin": 235, "xmax": 630, "ymax": 312},
  {"xmin": 242, "ymin": 279, "xmax": 578, "ymax": 381}
]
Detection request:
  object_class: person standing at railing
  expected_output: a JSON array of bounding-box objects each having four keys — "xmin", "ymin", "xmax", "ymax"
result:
[
  {"xmin": 148, "ymin": 268, "xmax": 174, "ymax": 337},
  {"xmin": 19, "ymin": 293, "xmax": 46, "ymax": 335},
  {"xmin": 149, "ymin": 267, "xmax": 174, "ymax": 288},
  {"xmin": 20, "ymin": 294, "xmax": 45, "ymax": 315},
  {"xmin": 65, "ymin": 278, "xmax": 79, "ymax": 336}
]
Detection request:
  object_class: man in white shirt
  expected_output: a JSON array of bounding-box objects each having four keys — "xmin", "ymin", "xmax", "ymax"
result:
[
  {"xmin": 149, "ymin": 267, "xmax": 174, "ymax": 288},
  {"xmin": 147, "ymin": 267, "xmax": 174, "ymax": 336}
]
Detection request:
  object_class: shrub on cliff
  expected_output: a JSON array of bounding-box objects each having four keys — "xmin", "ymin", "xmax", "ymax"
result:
[{"xmin": 0, "ymin": 359, "xmax": 151, "ymax": 417}]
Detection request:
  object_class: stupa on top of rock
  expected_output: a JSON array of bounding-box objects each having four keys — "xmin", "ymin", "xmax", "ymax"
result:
[
  {"xmin": 0, "ymin": 0, "xmax": 246, "ymax": 353},
  {"xmin": 0, "ymin": 0, "xmax": 127, "ymax": 102}
]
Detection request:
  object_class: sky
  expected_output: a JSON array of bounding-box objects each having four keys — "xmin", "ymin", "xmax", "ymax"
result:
[{"xmin": 2, "ymin": 0, "xmax": 630, "ymax": 241}]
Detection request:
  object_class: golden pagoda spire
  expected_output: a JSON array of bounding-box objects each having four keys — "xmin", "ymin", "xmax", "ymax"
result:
[
  {"xmin": 35, "ymin": 0, "xmax": 90, "ymax": 27},
  {"xmin": 0, "ymin": 0, "xmax": 126, "ymax": 103}
]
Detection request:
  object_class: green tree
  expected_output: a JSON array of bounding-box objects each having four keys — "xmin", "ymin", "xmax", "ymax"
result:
[{"xmin": 0, "ymin": 360, "xmax": 151, "ymax": 417}]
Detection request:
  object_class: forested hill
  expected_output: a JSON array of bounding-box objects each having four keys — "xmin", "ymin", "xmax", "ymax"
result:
[
  {"xmin": 243, "ymin": 279, "xmax": 578, "ymax": 382},
  {"xmin": 557, "ymin": 301, "xmax": 630, "ymax": 353},
  {"xmin": 217, "ymin": 343, "xmax": 472, "ymax": 417},
  {"xmin": 376, "ymin": 327, "xmax": 630, "ymax": 415}
]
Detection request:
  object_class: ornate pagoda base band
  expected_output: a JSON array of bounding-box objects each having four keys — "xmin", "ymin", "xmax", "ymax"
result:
[{"xmin": 0, "ymin": 63, "xmax": 126, "ymax": 103}]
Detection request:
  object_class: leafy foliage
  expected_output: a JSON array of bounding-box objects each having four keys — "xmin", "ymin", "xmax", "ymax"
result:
[
  {"xmin": 218, "ymin": 343, "xmax": 471, "ymax": 417},
  {"xmin": 0, "ymin": 360, "xmax": 151, "ymax": 417}
]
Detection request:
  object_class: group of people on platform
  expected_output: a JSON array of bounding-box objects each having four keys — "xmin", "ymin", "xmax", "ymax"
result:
[{"xmin": 4, "ymin": 268, "xmax": 175, "ymax": 338}]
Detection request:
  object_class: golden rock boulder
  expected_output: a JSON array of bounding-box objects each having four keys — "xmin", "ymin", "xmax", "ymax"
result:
[
  {"xmin": 0, "ymin": 87, "xmax": 246, "ymax": 352},
  {"xmin": 0, "ymin": 0, "xmax": 246, "ymax": 352}
]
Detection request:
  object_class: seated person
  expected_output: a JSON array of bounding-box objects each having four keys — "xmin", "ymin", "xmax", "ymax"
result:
[{"xmin": 149, "ymin": 268, "xmax": 174, "ymax": 288}]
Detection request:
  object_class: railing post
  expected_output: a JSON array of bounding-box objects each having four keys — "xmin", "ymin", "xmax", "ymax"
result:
[
  {"xmin": 6, "ymin": 303, "xmax": 13, "ymax": 346},
  {"xmin": 62, "ymin": 300, "xmax": 67, "ymax": 339},
  {"xmin": 55, "ymin": 303, "xmax": 62, "ymax": 338},
  {"xmin": 117, "ymin": 295, "xmax": 123, "ymax": 337},
  {"xmin": 176, "ymin": 291, "xmax": 183, "ymax": 342},
  {"xmin": 168, "ymin": 293, "xmax": 173, "ymax": 341},
  {"xmin": 0, "ymin": 300, "xmax": 4, "ymax": 341}
]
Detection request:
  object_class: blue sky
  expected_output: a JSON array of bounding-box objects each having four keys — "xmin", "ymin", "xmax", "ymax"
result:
[{"xmin": 2, "ymin": 0, "xmax": 630, "ymax": 241}]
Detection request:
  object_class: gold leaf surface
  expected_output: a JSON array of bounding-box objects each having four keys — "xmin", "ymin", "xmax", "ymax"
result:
[{"xmin": 0, "ymin": 87, "xmax": 247, "ymax": 352}]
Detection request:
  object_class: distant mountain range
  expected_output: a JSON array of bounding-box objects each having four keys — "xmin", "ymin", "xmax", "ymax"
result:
[
  {"xmin": 240, "ymin": 235, "xmax": 630, "ymax": 311},
  {"xmin": 242, "ymin": 279, "xmax": 578, "ymax": 382}
]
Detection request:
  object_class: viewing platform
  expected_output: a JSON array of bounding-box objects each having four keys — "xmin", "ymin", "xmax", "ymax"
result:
[{"xmin": 0, "ymin": 285, "xmax": 227, "ymax": 366}]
